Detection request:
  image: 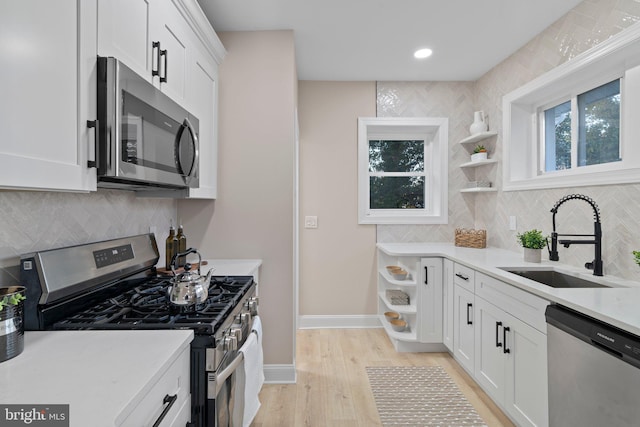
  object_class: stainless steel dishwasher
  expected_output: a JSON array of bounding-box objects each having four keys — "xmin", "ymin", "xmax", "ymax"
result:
[{"xmin": 545, "ymin": 305, "xmax": 640, "ymax": 427}]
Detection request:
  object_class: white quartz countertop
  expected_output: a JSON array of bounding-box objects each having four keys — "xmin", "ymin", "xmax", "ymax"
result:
[
  {"xmin": 0, "ymin": 330, "xmax": 193, "ymax": 426},
  {"xmin": 378, "ymin": 242, "xmax": 640, "ymax": 336}
]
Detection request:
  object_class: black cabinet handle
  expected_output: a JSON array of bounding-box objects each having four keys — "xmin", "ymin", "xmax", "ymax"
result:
[
  {"xmin": 455, "ymin": 273, "xmax": 469, "ymax": 281},
  {"xmin": 424, "ymin": 266, "xmax": 428, "ymax": 285},
  {"xmin": 495, "ymin": 321, "xmax": 503, "ymax": 347},
  {"xmin": 152, "ymin": 41, "xmax": 161, "ymax": 78},
  {"xmin": 160, "ymin": 49, "xmax": 168, "ymax": 83},
  {"xmin": 503, "ymin": 326, "xmax": 511, "ymax": 354},
  {"xmin": 152, "ymin": 394, "xmax": 177, "ymax": 427},
  {"xmin": 86, "ymin": 120, "xmax": 98, "ymax": 168},
  {"xmin": 466, "ymin": 303, "xmax": 473, "ymax": 325}
]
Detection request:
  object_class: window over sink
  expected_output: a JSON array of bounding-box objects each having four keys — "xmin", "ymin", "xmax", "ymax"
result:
[
  {"xmin": 357, "ymin": 117, "xmax": 448, "ymax": 224},
  {"xmin": 503, "ymin": 24, "xmax": 640, "ymax": 191}
]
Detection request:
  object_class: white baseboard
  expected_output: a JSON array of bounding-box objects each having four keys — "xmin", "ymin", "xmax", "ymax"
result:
[
  {"xmin": 298, "ymin": 314, "xmax": 382, "ymax": 329},
  {"xmin": 264, "ymin": 364, "xmax": 296, "ymax": 384}
]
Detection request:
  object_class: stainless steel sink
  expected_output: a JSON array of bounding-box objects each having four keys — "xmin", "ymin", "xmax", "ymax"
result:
[{"xmin": 500, "ymin": 269, "xmax": 609, "ymax": 288}]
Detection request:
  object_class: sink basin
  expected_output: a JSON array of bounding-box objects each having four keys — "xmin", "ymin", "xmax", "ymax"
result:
[{"xmin": 500, "ymin": 268, "xmax": 609, "ymax": 289}]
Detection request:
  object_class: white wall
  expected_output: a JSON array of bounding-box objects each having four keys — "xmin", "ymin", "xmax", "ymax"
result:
[
  {"xmin": 178, "ymin": 30, "xmax": 297, "ymax": 366},
  {"xmin": 298, "ymin": 81, "xmax": 378, "ymax": 317}
]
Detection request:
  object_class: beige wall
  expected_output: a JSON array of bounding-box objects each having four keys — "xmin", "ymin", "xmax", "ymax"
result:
[
  {"xmin": 178, "ymin": 30, "xmax": 296, "ymax": 365},
  {"xmin": 298, "ymin": 81, "xmax": 377, "ymax": 315}
]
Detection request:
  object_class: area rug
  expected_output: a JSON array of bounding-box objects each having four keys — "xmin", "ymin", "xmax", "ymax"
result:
[{"xmin": 366, "ymin": 366, "xmax": 488, "ymax": 426}]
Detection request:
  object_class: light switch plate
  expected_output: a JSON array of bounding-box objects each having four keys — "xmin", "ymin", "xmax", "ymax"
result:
[
  {"xmin": 304, "ymin": 216, "xmax": 318, "ymax": 229},
  {"xmin": 509, "ymin": 216, "xmax": 517, "ymax": 231}
]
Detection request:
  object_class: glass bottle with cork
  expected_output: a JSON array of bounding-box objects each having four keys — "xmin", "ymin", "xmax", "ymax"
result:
[{"xmin": 176, "ymin": 222, "xmax": 187, "ymax": 267}]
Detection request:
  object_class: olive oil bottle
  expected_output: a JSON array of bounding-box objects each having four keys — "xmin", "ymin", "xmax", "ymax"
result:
[{"xmin": 165, "ymin": 222, "xmax": 178, "ymax": 269}]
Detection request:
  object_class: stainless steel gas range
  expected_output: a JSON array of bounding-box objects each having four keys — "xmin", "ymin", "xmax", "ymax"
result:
[{"xmin": 19, "ymin": 234, "xmax": 258, "ymax": 427}]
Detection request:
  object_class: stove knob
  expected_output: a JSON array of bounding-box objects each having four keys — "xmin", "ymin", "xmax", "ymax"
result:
[
  {"xmin": 230, "ymin": 326, "xmax": 243, "ymax": 343},
  {"xmin": 223, "ymin": 334, "xmax": 237, "ymax": 351},
  {"xmin": 247, "ymin": 297, "xmax": 259, "ymax": 315}
]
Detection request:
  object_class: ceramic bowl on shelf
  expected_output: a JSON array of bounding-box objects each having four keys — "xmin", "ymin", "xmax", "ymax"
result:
[
  {"xmin": 391, "ymin": 269, "xmax": 408, "ymax": 280},
  {"xmin": 390, "ymin": 319, "xmax": 407, "ymax": 332},
  {"xmin": 384, "ymin": 311, "xmax": 400, "ymax": 322},
  {"xmin": 386, "ymin": 265, "xmax": 403, "ymax": 273}
]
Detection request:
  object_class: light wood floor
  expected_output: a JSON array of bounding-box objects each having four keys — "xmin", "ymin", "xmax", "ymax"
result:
[{"xmin": 252, "ymin": 328, "xmax": 514, "ymax": 427}]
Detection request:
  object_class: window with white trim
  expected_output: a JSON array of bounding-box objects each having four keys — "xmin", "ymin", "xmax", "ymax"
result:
[
  {"xmin": 503, "ymin": 25, "xmax": 640, "ymax": 191},
  {"xmin": 357, "ymin": 117, "xmax": 448, "ymax": 224},
  {"xmin": 541, "ymin": 79, "xmax": 621, "ymax": 173}
]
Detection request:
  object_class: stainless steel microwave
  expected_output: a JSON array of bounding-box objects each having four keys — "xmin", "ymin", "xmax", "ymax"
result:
[{"xmin": 96, "ymin": 56, "xmax": 199, "ymax": 191}]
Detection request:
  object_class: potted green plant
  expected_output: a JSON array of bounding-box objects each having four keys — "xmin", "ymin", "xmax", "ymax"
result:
[
  {"xmin": 471, "ymin": 144, "xmax": 488, "ymax": 162},
  {"xmin": 516, "ymin": 229, "xmax": 548, "ymax": 263},
  {"xmin": 0, "ymin": 286, "xmax": 26, "ymax": 362}
]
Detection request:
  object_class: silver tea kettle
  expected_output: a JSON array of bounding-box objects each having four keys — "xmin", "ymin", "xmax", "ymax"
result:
[{"xmin": 167, "ymin": 248, "xmax": 213, "ymax": 307}]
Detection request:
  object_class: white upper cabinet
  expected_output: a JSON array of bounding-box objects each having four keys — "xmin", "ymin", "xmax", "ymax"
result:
[
  {"xmin": 98, "ymin": 0, "xmax": 224, "ymax": 199},
  {"xmin": 98, "ymin": 0, "xmax": 190, "ymax": 104},
  {"xmin": 0, "ymin": 0, "xmax": 97, "ymax": 192},
  {"xmin": 185, "ymin": 43, "xmax": 219, "ymax": 199}
]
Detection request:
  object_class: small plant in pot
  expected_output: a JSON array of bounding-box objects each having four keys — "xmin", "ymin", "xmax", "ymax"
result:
[
  {"xmin": 471, "ymin": 145, "xmax": 488, "ymax": 162},
  {"xmin": 516, "ymin": 229, "xmax": 548, "ymax": 263}
]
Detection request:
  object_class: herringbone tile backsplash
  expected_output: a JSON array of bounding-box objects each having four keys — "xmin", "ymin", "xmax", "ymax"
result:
[
  {"xmin": 378, "ymin": 0, "xmax": 640, "ymax": 280},
  {"xmin": 0, "ymin": 190, "xmax": 175, "ymax": 285}
]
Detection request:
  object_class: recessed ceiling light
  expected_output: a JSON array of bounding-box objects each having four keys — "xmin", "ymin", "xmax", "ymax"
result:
[{"xmin": 414, "ymin": 48, "xmax": 433, "ymax": 59}]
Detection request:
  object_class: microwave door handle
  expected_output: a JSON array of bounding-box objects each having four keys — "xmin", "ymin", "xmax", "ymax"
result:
[{"xmin": 175, "ymin": 119, "xmax": 198, "ymax": 181}]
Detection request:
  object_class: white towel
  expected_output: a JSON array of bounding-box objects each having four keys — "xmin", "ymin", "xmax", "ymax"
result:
[
  {"xmin": 252, "ymin": 315, "xmax": 263, "ymax": 348},
  {"xmin": 238, "ymin": 330, "xmax": 264, "ymax": 427}
]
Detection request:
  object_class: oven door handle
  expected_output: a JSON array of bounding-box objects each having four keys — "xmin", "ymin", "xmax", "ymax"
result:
[{"xmin": 215, "ymin": 352, "xmax": 244, "ymax": 396}]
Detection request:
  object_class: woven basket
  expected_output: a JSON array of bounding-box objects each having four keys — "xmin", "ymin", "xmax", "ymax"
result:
[{"xmin": 454, "ymin": 228, "xmax": 487, "ymax": 248}]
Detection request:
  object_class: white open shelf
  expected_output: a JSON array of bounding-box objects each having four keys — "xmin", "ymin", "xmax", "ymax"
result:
[
  {"xmin": 460, "ymin": 187, "xmax": 497, "ymax": 193},
  {"xmin": 460, "ymin": 158, "xmax": 498, "ymax": 168},
  {"xmin": 459, "ymin": 131, "xmax": 498, "ymax": 145},
  {"xmin": 378, "ymin": 292, "xmax": 416, "ymax": 314},
  {"xmin": 379, "ymin": 270, "xmax": 416, "ymax": 286},
  {"xmin": 378, "ymin": 314, "xmax": 418, "ymax": 341}
]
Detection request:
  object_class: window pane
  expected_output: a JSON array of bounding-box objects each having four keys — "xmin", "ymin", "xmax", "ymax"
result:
[
  {"xmin": 577, "ymin": 79, "xmax": 620, "ymax": 167},
  {"xmin": 544, "ymin": 101, "xmax": 571, "ymax": 171},
  {"xmin": 370, "ymin": 176, "xmax": 424, "ymax": 209},
  {"xmin": 368, "ymin": 140, "xmax": 424, "ymax": 172}
]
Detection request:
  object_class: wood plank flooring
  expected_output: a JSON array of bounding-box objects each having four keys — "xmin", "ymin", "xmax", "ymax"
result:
[{"xmin": 252, "ymin": 328, "xmax": 514, "ymax": 427}]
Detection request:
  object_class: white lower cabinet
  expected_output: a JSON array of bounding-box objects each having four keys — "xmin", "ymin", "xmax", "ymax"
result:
[
  {"xmin": 472, "ymin": 272, "xmax": 549, "ymax": 427},
  {"xmin": 376, "ymin": 248, "xmax": 444, "ymax": 352},
  {"xmin": 120, "ymin": 346, "xmax": 191, "ymax": 426},
  {"xmin": 442, "ymin": 259, "xmax": 454, "ymax": 352},
  {"xmin": 453, "ymin": 283, "xmax": 475, "ymax": 374}
]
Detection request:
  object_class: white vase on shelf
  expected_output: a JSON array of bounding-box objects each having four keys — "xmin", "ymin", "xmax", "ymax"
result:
[{"xmin": 469, "ymin": 111, "xmax": 488, "ymax": 135}]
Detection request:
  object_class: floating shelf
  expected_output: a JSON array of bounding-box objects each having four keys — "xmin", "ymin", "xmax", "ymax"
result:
[
  {"xmin": 459, "ymin": 131, "xmax": 498, "ymax": 145},
  {"xmin": 459, "ymin": 159, "xmax": 498, "ymax": 168},
  {"xmin": 460, "ymin": 187, "xmax": 498, "ymax": 193}
]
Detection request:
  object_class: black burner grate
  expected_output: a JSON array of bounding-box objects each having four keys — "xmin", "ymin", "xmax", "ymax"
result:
[{"xmin": 53, "ymin": 276, "xmax": 253, "ymax": 334}]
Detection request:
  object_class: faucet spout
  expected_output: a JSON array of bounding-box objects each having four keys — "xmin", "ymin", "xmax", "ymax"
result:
[{"xmin": 549, "ymin": 194, "xmax": 603, "ymax": 276}]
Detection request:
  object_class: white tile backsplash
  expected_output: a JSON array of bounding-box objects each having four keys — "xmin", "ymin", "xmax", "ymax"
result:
[
  {"xmin": 0, "ymin": 189, "xmax": 176, "ymax": 285},
  {"xmin": 378, "ymin": 0, "xmax": 640, "ymax": 281}
]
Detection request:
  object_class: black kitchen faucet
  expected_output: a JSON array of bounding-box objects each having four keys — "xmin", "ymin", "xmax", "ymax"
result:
[{"xmin": 549, "ymin": 194, "xmax": 603, "ymax": 276}]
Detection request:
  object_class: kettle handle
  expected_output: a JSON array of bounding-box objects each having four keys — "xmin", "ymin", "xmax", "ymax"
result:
[{"xmin": 170, "ymin": 248, "xmax": 202, "ymax": 274}]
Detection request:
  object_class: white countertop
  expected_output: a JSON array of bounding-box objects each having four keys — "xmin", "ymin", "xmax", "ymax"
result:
[
  {"xmin": 0, "ymin": 330, "xmax": 193, "ymax": 426},
  {"xmin": 378, "ymin": 242, "xmax": 640, "ymax": 336}
]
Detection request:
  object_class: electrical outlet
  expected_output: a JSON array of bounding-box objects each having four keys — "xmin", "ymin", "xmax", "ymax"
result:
[
  {"xmin": 304, "ymin": 216, "xmax": 318, "ymax": 229},
  {"xmin": 509, "ymin": 216, "xmax": 517, "ymax": 231}
]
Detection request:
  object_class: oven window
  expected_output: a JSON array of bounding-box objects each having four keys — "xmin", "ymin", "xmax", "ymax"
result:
[{"xmin": 121, "ymin": 91, "xmax": 181, "ymax": 173}]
